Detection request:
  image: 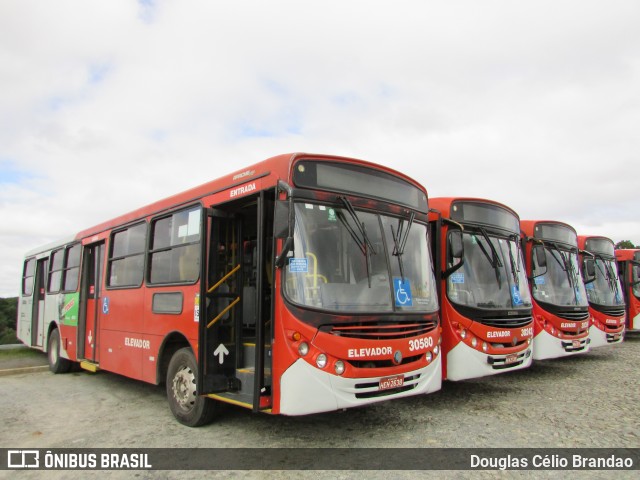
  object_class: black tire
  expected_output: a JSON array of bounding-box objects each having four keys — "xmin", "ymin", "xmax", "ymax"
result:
[
  {"xmin": 166, "ymin": 347, "xmax": 216, "ymax": 427},
  {"xmin": 47, "ymin": 328, "xmax": 72, "ymax": 374}
]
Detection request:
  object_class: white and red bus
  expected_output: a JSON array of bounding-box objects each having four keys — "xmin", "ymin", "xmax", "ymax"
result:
[
  {"xmin": 429, "ymin": 198, "xmax": 533, "ymax": 380},
  {"xmin": 577, "ymin": 236, "xmax": 626, "ymax": 347},
  {"xmin": 520, "ymin": 221, "xmax": 591, "ymax": 359},
  {"xmin": 17, "ymin": 153, "xmax": 441, "ymax": 426},
  {"xmin": 615, "ymin": 249, "xmax": 640, "ymax": 332}
]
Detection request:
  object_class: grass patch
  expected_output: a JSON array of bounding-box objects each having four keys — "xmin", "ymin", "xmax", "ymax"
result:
[{"xmin": 0, "ymin": 347, "xmax": 45, "ymax": 359}]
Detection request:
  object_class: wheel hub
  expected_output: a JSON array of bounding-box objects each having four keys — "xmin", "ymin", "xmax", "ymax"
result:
[{"xmin": 172, "ymin": 365, "xmax": 196, "ymax": 411}]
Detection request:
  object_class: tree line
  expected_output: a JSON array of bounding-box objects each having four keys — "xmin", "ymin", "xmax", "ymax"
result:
[
  {"xmin": 615, "ymin": 240, "xmax": 639, "ymax": 249},
  {"xmin": 0, "ymin": 297, "xmax": 18, "ymax": 345}
]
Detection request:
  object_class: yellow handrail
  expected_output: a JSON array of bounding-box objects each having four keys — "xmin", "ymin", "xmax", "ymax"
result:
[
  {"xmin": 207, "ymin": 296, "xmax": 240, "ymax": 329},
  {"xmin": 208, "ymin": 264, "xmax": 241, "ymax": 294}
]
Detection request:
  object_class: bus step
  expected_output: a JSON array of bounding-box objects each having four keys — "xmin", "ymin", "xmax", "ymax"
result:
[
  {"xmin": 242, "ymin": 343, "xmax": 272, "ymax": 370},
  {"xmin": 80, "ymin": 361, "xmax": 99, "ymax": 373}
]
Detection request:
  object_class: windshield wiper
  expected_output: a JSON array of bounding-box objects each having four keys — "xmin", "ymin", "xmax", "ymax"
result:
[
  {"xmin": 507, "ymin": 235, "xmax": 521, "ymax": 287},
  {"xmin": 476, "ymin": 227, "xmax": 503, "ymax": 288},
  {"xmin": 337, "ymin": 196, "xmax": 376, "ymax": 287},
  {"xmin": 597, "ymin": 255, "xmax": 622, "ymax": 298},
  {"xmin": 548, "ymin": 243, "xmax": 582, "ymax": 304},
  {"xmin": 390, "ymin": 211, "xmax": 415, "ymax": 282}
]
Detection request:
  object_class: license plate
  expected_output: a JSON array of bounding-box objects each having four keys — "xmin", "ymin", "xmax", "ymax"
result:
[
  {"xmin": 572, "ymin": 340, "xmax": 581, "ymax": 348},
  {"xmin": 379, "ymin": 375, "xmax": 404, "ymax": 391},
  {"xmin": 505, "ymin": 353, "xmax": 518, "ymax": 364},
  {"xmin": 612, "ymin": 334, "xmax": 620, "ymax": 342}
]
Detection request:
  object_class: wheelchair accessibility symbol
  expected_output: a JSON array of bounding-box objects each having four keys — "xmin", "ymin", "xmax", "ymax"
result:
[{"xmin": 394, "ymin": 278, "xmax": 413, "ymax": 307}]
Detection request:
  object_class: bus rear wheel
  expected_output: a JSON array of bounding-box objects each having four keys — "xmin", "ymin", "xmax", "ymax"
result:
[
  {"xmin": 47, "ymin": 328, "xmax": 71, "ymax": 374},
  {"xmin": 166, "ymin": 347, "xmax": 216, "ymax": 427}
]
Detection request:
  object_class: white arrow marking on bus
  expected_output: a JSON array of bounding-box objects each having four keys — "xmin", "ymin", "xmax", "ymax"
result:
[
  {"xmin": 88, "ymin": 330, "xmax": 92, "ymax": 345},
  {"xmin": 214, "ymin": 344, "xmax": 229, "ymax": 364}
]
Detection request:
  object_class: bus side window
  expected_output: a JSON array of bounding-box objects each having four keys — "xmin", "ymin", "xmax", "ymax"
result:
[{"xmin": 22, "ymin": 258, "xmax": 36, "ymax": 296}]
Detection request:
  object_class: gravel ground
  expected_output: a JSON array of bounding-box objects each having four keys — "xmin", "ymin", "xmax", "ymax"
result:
[{"xmin": 0, "ymin": 334, "xmax": 638, "ymax": 479}]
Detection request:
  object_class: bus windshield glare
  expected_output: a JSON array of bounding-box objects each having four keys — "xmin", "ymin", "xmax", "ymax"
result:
[
  {"xmin": 284, "ymin": 202, "xmax": 438, "ymax": 313},
  {"xmin": 448, "ymin": 231, "xmax": 532, "ymax": 309},
  {"xmin": 586, "ymin": 257, "xmax": 625, "ymax": 307},
  {"xmin": 532, "ymin": 245, "xmax": 588, "ymax": 307}
]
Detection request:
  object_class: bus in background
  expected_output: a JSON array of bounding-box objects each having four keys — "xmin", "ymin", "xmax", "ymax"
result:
[
  {"xmin": 615, "ymin": 249, "xmax": 640, "ymax": 332},
  {"xmin": 429, "ymin": 198, "xmax": 533, "ymax": 381},
  {"xmin": 17, "ymin": 153, "xmax": 441, "ymax": 426},
  {"xmin": 520, "ymin": 221, "xmax": 591, "ymax": 360},
  {"xmin": 577, "ymin": 236, "xmax": 625, "ymax": 347}
]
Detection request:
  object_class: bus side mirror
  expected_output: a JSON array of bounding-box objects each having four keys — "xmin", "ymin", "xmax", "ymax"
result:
[
  {"xmin": 449, "ymin": 231, "xmax": 463, "ymax": 261},
  {"xmin": 584, "ymin": 258, "xmax": 596, "ymax": 279},
  {"xmin": 274, "ymin": 198, "xmax": 295, "ymax": 268},
  {"xmin": 274, "ymin": 200, "xmax": 289, "ymax": 239},
  {"xmin": 534, "ymin": 245, "xmax": 547, "ymax": 268}
]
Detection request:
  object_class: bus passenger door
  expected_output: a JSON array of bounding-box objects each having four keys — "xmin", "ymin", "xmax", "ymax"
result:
[
  {"xmin": 78, "ymin": 242, "xmax": 105, "ymax": 364},
  {"xmin": 30, "ymin": 258, "xmax": 47, "ymax": 348},
  {"xmin": 199, "ymin": 192, "xmax": 273, "ymax": 411}
]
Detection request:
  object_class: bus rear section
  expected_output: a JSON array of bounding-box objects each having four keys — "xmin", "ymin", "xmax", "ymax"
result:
[
  {"xmin": 578, "ymin": 236, "xmax": 626, "ymax": 347},
  {"xmin": 615, "ymin": 249, "xmax": 640, "ymax": 332},
  {"xmin": 429, "ymin": 198, "xmax": 533, "ymax": 381},
  {"xmin": 521, "ymin": 221, "xmax": 590, "ymax": 360}
]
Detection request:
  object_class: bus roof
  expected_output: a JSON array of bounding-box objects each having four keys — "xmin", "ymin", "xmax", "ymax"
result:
[{"xmin": 25, "ymin": 153, "xmax": 427, "ymax": 251}]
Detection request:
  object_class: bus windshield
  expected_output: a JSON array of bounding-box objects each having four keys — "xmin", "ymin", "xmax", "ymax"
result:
[
  {"xmin": 447, "ymin": 231, "xmax": 532, "ymax": 309},
  {"xmin": 283, "ymin": 202, "xmax": 438, "ymax": 313},
  {"xmin": 634, "ymin": 263, "xmax": 640, "ymax": 299},
  {"xmin": 532, "ymin": 244, "xmax": 588, "ymax": 306},
  {"xmin": 585, "ymin": 257, "xmax": 625, "ymax": 307}
]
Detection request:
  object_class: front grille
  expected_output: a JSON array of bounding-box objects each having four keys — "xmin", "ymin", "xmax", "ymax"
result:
[
  {"xmin": 556, "ymin": 311, "xmax": 590, "ymax": 321},
  {"xmin": 595, "ymin": 306, "xmax": 625, "ymax": 317},
  {"xmin": 479, "ymin": 314, "xmax": 532, "ymax": 329},
  {"xmin": 349, "ymin": 354, "xmax": 423, "ymax": 369},
  {"xmin": 327, "ymin": 319, "xmax": 437, "ymax": 340}
]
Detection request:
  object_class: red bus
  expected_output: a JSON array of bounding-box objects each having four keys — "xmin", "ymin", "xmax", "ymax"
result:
[
  {"xmin": 17, "ymin": 153, "xmax": 441, "ymax": 426},
  {"xmin": 520, "ymin": 221, "xmax": 591, "ymax": 359},
  {"xmin": 577, "ymin": 236, "xmax": 626, "ymax": 347},
  {"xmin": 615, "ymin": 249, "xmax": 640, "ymax": 332},
  {"xmin": 429, "ymin": 198, "xmax": 533, "ymax": 380}
]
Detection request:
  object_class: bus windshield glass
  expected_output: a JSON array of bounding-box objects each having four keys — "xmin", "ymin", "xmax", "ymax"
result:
[
  {"xmin": 585, "ymin": 257, "xmax": 625, "ymax": 307},
  {"xmin": 532, "ymin": 244, "xmax": 588, "ymax": 306},
  {"xmin": 633, "ymin": 262, "xmax": 640, "ymax": 298},
  {"xmin": 447, "ymin": 231, "xmax": 532, "ymax": 309},
  {"xmin": 283, "ymin": 202, "xmax": 438, "ymax": 313}
]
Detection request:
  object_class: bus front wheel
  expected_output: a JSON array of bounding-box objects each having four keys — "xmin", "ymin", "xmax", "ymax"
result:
[
  {"xmin": 166, "ymin": 347, "xmax": 216, "ymax": 427},
  {"xmin": 47, "ymin": 328, "xmax": 71, "ymax": 374}
]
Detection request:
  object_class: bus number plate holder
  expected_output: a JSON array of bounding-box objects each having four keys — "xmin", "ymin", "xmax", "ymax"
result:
[
  {"xmin": 505, "ymin": 354, "xmax": 518, "ymax": 364},
  {"xmin": 379, "ymin": 375, "xmax": 404, "ymax": 391},
  {"xmin": 572, "ymin": 340, "xmax": 581, "ymax": 349}
]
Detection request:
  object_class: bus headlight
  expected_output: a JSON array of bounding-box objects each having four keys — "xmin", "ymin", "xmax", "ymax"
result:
[
  {"xmin": 482, "ymin": 342, "xmax": 488, "ymax": 352},
  {"xmin": 298, "ymin": 342, "xmax": 309, "ymax": 357},
  {"xmin": 460, "ymin": 329, "xmax": 467, "ymax": 339},
  {"xmin": 316, "ymin": 354, "xmax": 327, "ymax": 369},
  {"xmin": 425, "ymin": 351, "xmax": 433, "ymax": 363},
  {"xmin": 433, "ymin": 345, "xmax": 439, "ymax": 356},
  {"xmin": 471, "ymin": 337, "xmax": 478, "ymax": 348},
  {"xmin": 334, "ymin": 361, "xmax": 345, "ymax": 375}
]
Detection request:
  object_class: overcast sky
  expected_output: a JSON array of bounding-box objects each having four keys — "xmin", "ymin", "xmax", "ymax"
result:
[{"xmin": 1, "ymin": 0, "xmax": 639, "ymax": 297}]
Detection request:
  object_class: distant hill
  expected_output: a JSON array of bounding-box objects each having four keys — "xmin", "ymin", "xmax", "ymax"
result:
[{"xmin": 0, "ymin": 297, "xmax": 18, "ymax": 345}]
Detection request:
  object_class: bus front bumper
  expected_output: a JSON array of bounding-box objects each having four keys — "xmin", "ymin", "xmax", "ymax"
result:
[{"xmin": 279, "ymin": 356, "xmax": 442, "ymax": 416}]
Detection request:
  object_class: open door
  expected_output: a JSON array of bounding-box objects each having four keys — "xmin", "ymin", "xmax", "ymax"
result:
[
  {"xmin": 199, "ymin": 191, "xmax": 273, "ymax": 411},
  {"xmin": 30, "ymin": 258, "xmax": 47, "ymax": 348},
  {"xmin": 77, "ymin": 242, "xmax": 105, "ymax": 364}
]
